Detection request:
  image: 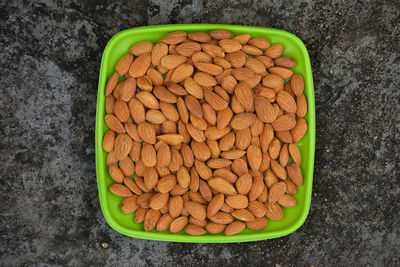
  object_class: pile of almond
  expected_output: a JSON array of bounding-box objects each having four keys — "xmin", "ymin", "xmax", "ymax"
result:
[{"xmin": 103, "ymin": 30, "xmax": 308, "ymax": 236}]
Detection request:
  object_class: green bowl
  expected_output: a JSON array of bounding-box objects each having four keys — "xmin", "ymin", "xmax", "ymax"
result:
[{"xmin": 95, "ymin": 24, "xmax": 315, "ymax": 243}]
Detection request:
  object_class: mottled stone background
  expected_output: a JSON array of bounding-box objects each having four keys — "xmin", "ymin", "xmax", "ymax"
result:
[{"xmin": 1, "ymin": 0, "xmax": 399, "ymax": 266}]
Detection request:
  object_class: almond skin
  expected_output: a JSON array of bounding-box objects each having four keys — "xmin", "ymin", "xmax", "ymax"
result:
[
  {"xmin": 208, "ymin": 177, "xmax": 237, "ymax": 195},
  {"xmin": 184, "ymin": 224, "xmax": 207, "ymax": 236},
  {"xmin": 288, "ymin": 144, "xmax": 302, "ymax": 166},
  {"xmin": 268, "ymin": 182, "xmax": 287, "ymax": 203},
  {"xmin": 272, "ymin": 114, "xmax": 296, "ymax": 132},
  {"xmin": 109, "ymin": 184, "xmax": 133, "ymax": 197},
  {"xmin": 137, "ymin": 122, "xmax": 156, "ymax": 144},
  {"xmin": 247, "ymin": 201, "xmax": 267, "ymax": 217},
  {"xmin": 157, "ymin": 175, "xmax": 177, "ymax": 193},
  {"xmin": 231, "ymin": 209, "xmax": 255, "ymax": 222},
  {"xmin": 129, "ymin": 53, "xmax": 151, "ymax": 78},
  {"xmin": 108, "ymin": 164, "xmax": 124, "ymax": 183},
  {"xmin": 255, "ymin": 96, "xmax": 277, "ymax": 123},
  {"xmin": 286, "ymin": 162, "xmax": 304, "ymax": 185},
  {"xmin": 103, "ymin": 130, "xmax": 115, "ymax": 152},
  {"xmin": 184, "ymin": 201, "xmax": 206, "ymax": 221},
  {"xmin": 276, "ymin": 90, "xmax": 297, "ymax": 113},
  {"xmin": 265, "ymin": 202, "xmax": 284, "ymax": 221},
  {"xmin": 278, "ymin": 194, "xmax": 297, "ymax": 208},
  {"xmin": 291, "ymin": 118, "xmax": 308, "ymax": 143},
  {"xmin": 105, "ymin": 115, "xmax": 125, "ymax": 134},
  {"xmin": 296, "ymin": 94, "xmax": 308, "ymax": 117},
  {"xmin": 225, "ymin": 194, "xmax": 249, "ymax": 209},
  {"xmin": 169, "ymin": 195, "xmax": 184, "ymax": 218},
  {"xmin": 235, "ymin": 173, "xmax": 252, "ymax": 194},
  {"xmin": 290, "ymin": 73, "xmax": 305, "ymax": 96},
  {"xmin": 225, "ymin": 221, "xmax": 246, "ymax": 235},
  {"xmin": 247, "ymin": 145, "xmax": 262, "ymax": 172},
  {"xmin": 206, "ymin": 222, "xmax": 226, "ymax": 234},
  {"xmin": 209, "ymin": 212, "xmax": 234, "ymax": 224},
  {"xmin": 170, "ymin": 216, "xmax": 188, "ymax": 233},
  {"xmin": 207, "ymin": 193, "xmax": 225, "ymax": 217},
  {"xmin": 246, "ymin": 216, "xmax": 268, "ymax": 230},
  {"xmin": 230, "ymin": 113, "xmax": 256, "ymax": 130},
  {"xmin": 204, "ymin": 89, "xmax": 228, "ymax": 111},
  {"xmin": 120, "ymin": 195, "xmax": 138, "ymax": 214},
  {"xmin": 234, "ymin": 83, "xmax": 254, "ymax": 109},
  {"xmin": 264, "ymin": 169, "xmax": 279, "ymax": 189}
]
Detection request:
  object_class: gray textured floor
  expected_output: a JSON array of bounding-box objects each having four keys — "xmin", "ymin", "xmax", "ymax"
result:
[{"xmin": 1, "ymin": 0, "xmax": 399, "ymax": 266}]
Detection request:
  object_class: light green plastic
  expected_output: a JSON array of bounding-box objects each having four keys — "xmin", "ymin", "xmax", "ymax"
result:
[{"xmin": 95, "ymin": 24, "xmax": 315, "ymax": 243}]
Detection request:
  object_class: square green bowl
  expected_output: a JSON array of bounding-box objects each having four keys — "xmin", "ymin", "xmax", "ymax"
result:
[{"xmin": 95, "ymin": 24, "xmax": 315, "ymax": 243}]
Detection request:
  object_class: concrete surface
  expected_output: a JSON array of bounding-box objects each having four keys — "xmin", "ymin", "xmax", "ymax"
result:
[{"xmin": 1, "ymin": 0, "xmax": 399, "ymax": 266}]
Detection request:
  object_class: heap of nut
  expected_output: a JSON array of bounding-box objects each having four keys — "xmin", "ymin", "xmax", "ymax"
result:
[{"xmin": 103, "ymin": 29, "xmax": 308, "ymax": 236}]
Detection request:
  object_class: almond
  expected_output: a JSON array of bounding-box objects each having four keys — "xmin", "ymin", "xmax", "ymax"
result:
[
  {"xmin": 269, "ymin": 139, "xmax": 281, "ymax": 160},
  {"xmin": 180, "ymin": 144, "xmax": 194, "ymax": 168},
  {"xmin": 129, "ymin": 53, "xmax": 151, "ymax": 78},
  {"xmin": 169, "ymin": 195, "xmax": 184, "ymax": 218},
  {"xmin": 189, "ymin": 217, "xmax": 208, "ymax": 228},
  {"xmin": 108, "ymin": 164, "xmax": 124, "ymax": 183},
  {"xmin": 247, "ymin": 145, "xmax": 262, "ymax": 172},
  {"xmin": 276, "ymin": 90, "xmax": 297, "ymax": 113},
  {"xmin": 264, "ymin": 44, "xmax": 283, "ymax": 58},
  {"xmin": 184, "ymin": 95, "xmax": 203, "ymax": 117},
  {"xmin": 184, "ymin": 201, "xmax": 206, "ymax": 221},
  {"xmin": 182, "ymin": 77, "xmax": 203, "ymax": 99},
  {"xmin": 195, "ymin": 62, "xmax": 223, "ymax": 75},
  {"xmin": 141, "ymin": 143, "xmax": 157, "ymax": 167},
  {"xmin": 149, "ymin": 192, "xmax": 169, "ymax": 210},
  {"xmin": 124, "ymin": 177, "xmax": 142, "ymax": 195},
  {"xmin": 157, "ymin": 174, "xmax": 177, "ymax": 193},
  {"xmin": 232, "ymin": 67, "xmax": 255, "ymax": 81},
  {"xmin": 246, "ymin": 216, "xmax": 268, "ymax": 230},
  {"xmin": 169, "ymin": 147, "xmax": 183, "ymax": 172},
  {"xmin": 208, "ymin": 177, "xmax": 237, "ymax": 195},
  {"xmin": 271, "ymin": 114, "xmax": 296, "ymax": 131},
  {"xmin": 184, "ymin": 224, "xmax": 206, "ymax": 235},
  {"xmin": 190, "ymin": 141, "xmax": 211, "ymax": 161},
  {"xmin": 225, "ymin": 221, "xmax": 245, "ymax": 236},
  {"xmin": 137, "ymin": 193, "xmax": 154, "ymax": 208},
  {"xmin": 219, "ymin": 132, "xmax": 235, "ymax": 151},
  {"xmin": 213, "ymin": 168, "xmax": 237, "ymax": 184},
  {"xmin": 190, "ymin": 114, "xmax": 207, "ymax": 131},
  {"xmin": 136, "ymin": 91, "xmax": 159, "ymax": 109},
  {"xmin": 235, "ymin": 173, "xmax": 252, "ymax": 194},
  {"xmin": 291, "ymin": 117, "xmax": 308, "ymax": 143},
  {"xmin": 151, "ymin": 42, "xmax": 168, "ymax": 66},
  {"xmin": 259, "ymin": 152, "xmax": 271, "ymax": 172},
  {"xmin": 176, "ymin": 166, "xmax": 190, "ymax": 188},
  {"xmin": 188, "ymin": 191, "xmax": 207, "ymax": 204},
  {"xmin": 266, "ymin": 202, "xmax": 284, "ymax": 220},
  {"xmin": 231, "ymin": 158, "xmax": 248, "ymax": 176},
  {"xmin": 192, "ymin": 51, "xmax": 213, "ymax": 63},
  {"xmin": 103, "ymin": 130, "xmax": 115, "ymax": 152},
  {"xmin": 254, "ymin": 96, "xmax": 277, "ymax": 123},
  {"xmin": 156, "ymin": 143, "xmax": 171, "ymax": 167},
  {"xmin": 176, "ymin": 97, "xmax": 189, "ymax": 123},
  {"xmin": 189, "ymin": 167, "xmax": 200, "ymax": 192},
  {"xmin": 130, "ymin": 41, "xmax": 154, "ymax": 56},
  {"xmin": 286, "ymin": 162, "xmax": 303, "ymax": 185},
  {"xmin": 214, "ymin": 56, "xmax": 231, "ymax": 69},
  {"xmin": 113, "ymin": 81, "xmax": 124, "ymax": 99},
  {"xmin": 135, "ymin": 175, "xmax": 151, "ymax": 192},
  {"xmin": 156, "ymin": 214, "xmax": 174, "ymax": 231},
  {"xmin": 288, "ymin": 144, "xmax": 302, "ymax": 166},
  {"xmin": 247, "ymin": 200, "xmax": 267, "ymax": 217},
  {"xmin": 137, "ymin": 121, "xmax": 156, "ymax": 144},
  {"xmin": 220, "ymin": 149, "xmax": 246, "ymax": 160},
  {"xmin": 296, "ymin": 94, "xmax": 308, "ymax": 117},
  {"xmin": 170, "ymin": 183, "xmax": 188, "ymax": 196},
  {"xmin": 290, "ymin": 73, "xmax": 305, "ymax": 96},
  {"xmin": 241, "ymin": 45, "xmax": 263, "ymax": 56},
  {"xmin": 159, "ymin": 103, "xmax": 179, "ymax": 122},
  {"xmin": 234, "ymin": 82, "xmax": 253, "ymax": 109},
  {"xmin": 276, "ymin": 130, "xmax": 293, "ymax": 144},
  {"xmin": 279, "ymin": 143, "xmax": 289, "ymax": 166},
  {"xmin": 230, "ymin": 113, "xmax": 256, "ymax": 130},
  {"xmin": 245, "ymin": 57, "xmax": 266, "ymax": 74},
  {"xmin": 217, "ymin": 108, "xmax": 233, "ymax": 130},
  {"xmin": 105, "ymin": 72, "xmax": 119, "ymax": 96},
  {"xmin": 201, "ymin": 104, "xmax": 216, "ymax": 126},
  {"xmin": 156, "ymin": 134, "xmax": 184, "ymax": 146},
  {"xmin": 175, "ymin": 41, "xmax": 201, "ymax": 56},
  {"xmin": 278, "ymin": 194, "xmax": 297, "ymax": 208},
  {"xmin": 248, "ymin": 38, "xmax": 270, "ymax": 49},
  {"xmin": 143, "ymin": 209, "xmax": 161, "ymax": 231},
  {"xmin": 193, "ymin": 72, "xmax": 217, "ymax": 87},
  {"xmin": 143, "ymin": 166, "xmax": 158, "ymax": 189},
  {"xmin": 201, "ymin": 43, "xmax": 225, "ymax": 58},
  {"xmin": 235, "ymin": 128, "xmax": 251, "ymax": 150},
  {"xmin": 160, "ymin": 55, "xmax": 187, "ymax": 69},
  {"xmin": 275, "ymin": 57, "xmax": 296, "ymax": 68},
  {"xmin": 115, "ymin": 54, "xmax": 133, "ymax": 75},
  {"xmin": 119, "ymin": 156, "xmax": 135, "ymax": 177},
  {"xmin": 105, "ymin": 95, "xmax": 115, "ymax": 114},
  {"xmin": 128, "ymin": 98, "xmax": 145, "ymax": 124},
  {"xmin": 249, "ymin": 177, "xmax": 264, "ymax": 201},
  {"xmin": 204, "ymin": 126, "xmax": 231, "ymax": 140},
  {"xmin": 105, "ymin": 114, "xmax": 125, "ymax": 134},
  {"xmin": 188, "ymin": 32, "xmax": 211, "ymax": 42},
  {"xmin": 209, "ymin": 212, "xmax": 234, "ymax": 224},
  {"xmin": 207, "ymin": 139, "xmax": 221, "ymax": 159},
  {"xmin": 194, "ymin": 159, "xmax": 212, "ymax": 180},
  {"xmin": 268, "ymin": 66, "xmax": 293, "ymax": 80},
  {"xmin": 271, "ymin": 160, "xmax": 287, "ymax": 180},
  {"xmin": 170, "ymin": 216, "xmax": 188, "ymax": 232},
  {"xmin": 209, "ymin": 29, "xmax": 232, "ymax": 39},
  {"xmin": 218, "ymin": 39, "xmax": 242, "ymax": 53},
  {"xmin": 260, "ymin": 124, "xmax": 274, "ymax": 153},
  {"xmin": 231, "ymin": 209, "xmax": 255, "ymax": 222},
  {"xmin": 109, "ymin": 184, "xmax": 133, "ymax": 197},
  {"xmin": 225, "ymin": 194, "xmax": 248, "ymax": 209},
  {"xmin": 146, "ymin": 109, "xmax": 167, "ymax": 124},
  {"xmin": 207, "ymin": 193, "xmax": 224, "ymax": 217},
  {"xmin": 161, "ymin": 31, "xmax": 187, "ymax": 44},
  {"xmin": 206, "ymin": 222, "xmax": 226, "ymax": 234},
  {"xmin": 268, "ymin": 182, "xmax": 287, "ymax": 203},
  {"xmin": 153, "ymin": 85, "xmax": 178, "ymax": 103},
  {"xmin": 283, "ymin": 179, "xmax": 297, "ymax": 195},
  {"xmin": 134, "ymin": 207, "xmax": 148, "ymax": 223},
  {"xmin": 207, "ymin": 158, "xmax": 232, "ymax": 169},
  {"xmin": 120, "ymin": 195, "xmax": 138, "ymax": 214},
  {"xmin": 136, "ymin": 75, "xmax": 152, "ymax": 91}
]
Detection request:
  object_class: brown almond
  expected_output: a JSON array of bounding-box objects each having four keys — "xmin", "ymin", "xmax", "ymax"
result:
[
  {"xmin": 183, "ymin": 77, "xmax": 203, "ymax": 99},
  {"xmin": 184, "ymin": 201, "xmax": 206, "ymax": 221},
  {"xmin": 136, "ymin": 91, "xmax": 159, "ymax": 109},
  {"xmin": 203, "ymin": 90, "xmax": 228, "ymax": 112},
  {"xmin": 119, "ymin": 156, "xmax": 135, "ymax": 177},
  {"xmin": 169, "ymin": 147, "xmax": 183, "ymax": 172},
  {"xmin": 109, "ymin": 184, "xmax": 133, "ymax": 197},
  {"xmin": 141, "ymin": 143, "xmax": 157, "ymax": 168},
  {"xmin": 225, "ymin": 221, "xmax": 246, "ymax": 236},
  {"xmin": 120, "ymin": 195, "xmax": 138, "ymax": 214},
  {"xmin": 271, "ymin": 114, "xmax": 296, "ymax": 131},
  {"xmin": 247, "ymin": 201, "xmax": 267, "ymax": 217},
  {"xmin": 233, "ymin": 34, "xmax": 252, "ymax": 44},
  {"xmin": 248, "ymin": 38, "xmax": 270, "ymax": 49},
  {"xmin": 275, "ymin": 130, "xmax": 293, "ymax": 144},
  {"xmin": 135, "ymin": 175, "xmax": 151, "ymax": 192},
  {"xmin": 180, "ymin": 144, "xmax": 194, "ymax": 168},
  {"xmin": 184, "ymin": 224, "xmax": 206, "ymax": 235},
  {"xmin": 230, "ymin": 113, "xmax": 256, "ymax": 130},
  {"xmin": 265, "ymin": 202, "xmax": 284, "ymax": 220},
  {"xmin": 291, "ymin": 117, "xmax": 308, "ymax": 143},
  {"xmin": 214, "ymin": 56, "xmax": 232, "ymax": 69},
  {"xmin": 103, "ymin": 130, "xmax": 115, "ymax": 152},
  {"xmin": 275, "ymin": 57, "xmax": 296, "ymax": 68},
  {"xmin": 124, "ymin": 177, "xmax": 142, "ymax": 195},
  {"xmin": 234, "ymin": 83, "xmax": 253, "ymax": 110},
  {"xmin": 207, "ymin": 158, "xmax": 232, "ymax": 169},
  {"xmin": 144, "ymin": 166, "xmax": 158, "ymax": 189},
  {"xmin": 283, "ymin": 179, "xmax": 298, "ymax": 195},
  {"xmin": 157, "ymin": 174, "xmax": 177, "ymax": 193},
  {"xmin": 184, "ymin": 95, "xmax": 203, "ymax": 117},
  {"xmin": 290, "ymin": 73, "xmax": 305, "ymax": 96},
  {"xmin": 207, "ymin": 193, "xmax": 225, "ymax": 217},
  {"xmin": 278, "ymin": 194, "xmax": 297, "ymax": 208},
  {"xmin": 170, "ymin": 216, "xmax": 188, "ymax": 232},
  {"xmin": 269, "ymin": 139, "xmax": 281, "ymax": 160},
  {"xmin": 249, "ymin": 177, "xmax": 265, "ymax": 201},
  {"xmin": 115, "ymin": 54, "xmax": 133, "ymax": 75},
  {"xmin": 225, "ymin": 194, "xmax": 248, "ymax": 209},
  {"xmin": 254, "ymin": 96, "xmax": 277, "ymax": 123},
  {"xmin": 220, "ymin": 149, "xmax": 246, "ymax": 160},
  {"xmin": 206, "ymin": 139, "xmax": 220, "ymax": 159},
  {"xmin": 271, "ymin": 160, "xmax": 287, "ymax": 180},
  {"xmin": 105, "ymin": 72, "xmax": 119, "ymax": 96},
  {"xmin": 194, "ymin": 159, "xmax": 212, "ymax": 180},
  {"xmin": 201, "ymin": 43, "xmax": 225, "ymax": 58},
  {"xmin": 128, "ymin": 98, "xmax": 145, "ymax": 124},
  {"xmin": 146, "ymin": 109, "xmax": 167, "ymax": 124},
  {"xmin": 153, "ymin": 85, "xmax": 178, "ymax": 103},
  {"xmin": 288, "ymin": 144, "xmax": 302, "ymax": 166},
  {"xmin": 176, "ymin": 97, "xmax": 189, "ymax": 123},
  {"xmin": 219, "ymin": 39, "xmax": 242, "ymax": 53},
  {"xmin": 105, "ymin": 95, "xmax": 115, "ymax": 114},
  {"xmin": 202, "ymin": 103, "xmax": 217, "ymax": 125},
  {"xmin": 231, "ymin": 158, "xmax": 248, "ymax": 176},
  {"xmin": 162, "ymin": 31, "xmax": 187, "ymax": 45},
  {"xmin": 157, "ymin": 213, "xmax": 174, "ymax": 231},
  {"xmin": 175, "ymin": 41, "xmax": 201, "ymax": 56},
  {"xmin": 296, "ymin": 94, "xmax": 307, "ymax": 117},
  {"xmin": 192, "ymin": 51, "xmax": 213, "ymax": 63},
  {"xmin": 129, "ymin": 53, "xmax": 151, "ymax": 78},
  {"xmin": 149, "ymin": 193, "xmax": 169, "ymax": 210},
  {"xmin": 204, "ymin": 126, "xmax": 231, "ymax": 140},
  {"xmin": 235, "ymin": 173, "xmax": 252, "ymax": 194},
  {"xmin": 193, "ymin": 72, "xmax": 217, "ymax": 87},
  {"xmin": 206, "ymin": 222, "xmax": 226, "ymax": 234},
  {"xmin": 235, "ymin": 128, "xmax": 251, "ymax": 150},
  {"xmin": 268, "ymin": 182, "xmax": 287, "ymax": 203},
  {"xmin": 216, "ymin": 108, "xmax": 233, "ymax": 130},
  {"xmin": 156, "ymin": 143, "xmax": 171, "ymax": 167},
  {"xmin": 208, "ymin": 177, "xmax": 237, "ymax": 195},
  {"xmin": 246, "ymin": 216, "xmax": 268, "ymax": 230},
  {"xmin": 195, "ymin": 62, "xmax": 223, "ymax": 75},
  {"xmin": 231, "ymin": 209, "xmax": 255, "ymax": 222},
  {"xmin": 209, "ymin": 29, "xmax": 232, "ymax": 39},
  {"xmin": 241, "ymin": 45, "xmax": 263, "ymax": 56},
  {"xmin": 219, "ymin": 132, "xmax": 235, "ymax": 151},
  {"xmin": 191, "ymin": 140, "xmax": 211, "ymax": 161},
  {"xmin": 247, "ymin": 144, "xmax": 262, "ymax": 172},
  {"xmin": 188, "ymin": 32, "xmax": 211, "ymax": 42},
  {"xmin": 130, "ymin": 41, "xmax": 154, "ymax": 56},
  {"xmin": 209, "ymin": 212, "xmax": 234, "ymax": 224},
  {"xmin": 105, "ymin": 114, "xmax": 125, "ymax": 134},
  {"xmin": 169, "ymin": 195, "xmax": 184, "ymax": 218},
  {"xmin": 286, "ymin": 162, "xmax": 303, "ymax": 185},
  {"xmin": 137, "ymin": 121, "xmax": 156, "ymax": 144},
  {"xmin": 264, "ymin": 44, "xmax": 283, "ymax": 58},
  {"xmin": 279, "ymin": 143, "xmax": 289, "ymax": 167},
  {"xmin": 151, "ymin": 42, "xmax": 168, "ymax": 66},
  {"xmin": 108, "ymin": 165, "xmax": 124, "ymax": 183}
]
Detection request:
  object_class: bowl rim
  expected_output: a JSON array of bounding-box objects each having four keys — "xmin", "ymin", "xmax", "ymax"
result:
[{"xmin": 95, "ymin": 24, "xmax": 315, "ymax": 243}]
